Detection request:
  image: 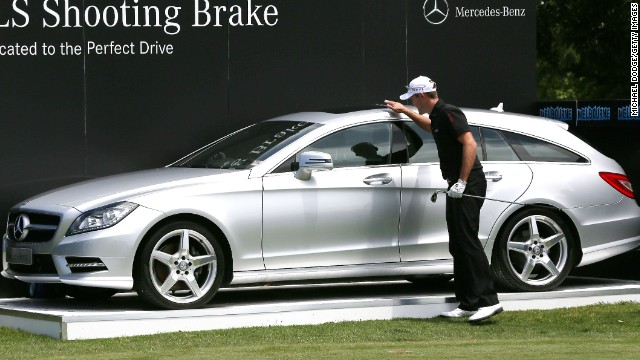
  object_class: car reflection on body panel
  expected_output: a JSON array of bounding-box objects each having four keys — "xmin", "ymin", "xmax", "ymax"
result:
[{"xmin": 3, "ymin": 107, "xmax": 639, "ymax": 309}]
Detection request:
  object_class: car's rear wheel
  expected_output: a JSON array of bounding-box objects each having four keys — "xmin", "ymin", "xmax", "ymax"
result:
[
  {"xmin": 135, "ymin": 222, "xmax": 225, "ymax": 309},
  {"xmin": 491, "ymin": 208, "xmax": 576, "ymax": 292}
]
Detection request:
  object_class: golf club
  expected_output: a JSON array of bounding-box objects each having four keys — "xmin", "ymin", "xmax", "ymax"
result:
[{"xmin": 430, "ymin": 189, "xmax": 555, "ymax": 209}]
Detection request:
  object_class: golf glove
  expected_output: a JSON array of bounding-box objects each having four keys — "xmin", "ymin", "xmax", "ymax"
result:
[{"xmin": 448, "ymin": 179, "xmax": 467, "ymax": 198}]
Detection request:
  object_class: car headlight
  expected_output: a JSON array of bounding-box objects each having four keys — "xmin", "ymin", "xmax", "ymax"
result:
[{"xmin": 67, "ymin": 202, "xmax": 139, "ymax": 236}]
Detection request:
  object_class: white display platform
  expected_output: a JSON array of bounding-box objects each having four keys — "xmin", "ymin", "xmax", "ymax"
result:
[{"xmin": 0, "ymin": 278, "xmax": 639, "ymax": 340}]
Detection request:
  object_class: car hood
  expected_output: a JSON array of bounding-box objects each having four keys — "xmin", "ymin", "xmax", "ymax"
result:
[{"xmin": 20, "ymin": 168, "xmax": 248, "ymax": 212}]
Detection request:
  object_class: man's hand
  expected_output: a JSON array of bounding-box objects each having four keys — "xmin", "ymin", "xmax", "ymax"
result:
[
  {"xmin": 385, "ymin": 100, "xmax": 433, "ymax": 133},
  {"xmin": 384, "ymin": 100, "xmax": 409, "ymax": 114},
  {"xmin": 448, "ymin": 179, "xmax": 467, "ymax": 198}
]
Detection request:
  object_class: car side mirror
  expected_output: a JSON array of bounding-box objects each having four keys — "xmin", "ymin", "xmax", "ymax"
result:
[{"xmin": 294, "ymin": 151, "xmax": 333, "ymax": 181}]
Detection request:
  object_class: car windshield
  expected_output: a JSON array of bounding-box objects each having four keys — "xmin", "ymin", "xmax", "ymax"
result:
[{"xmin": 171, "ymin": 121, "xmax": 321, "ymax": 169}]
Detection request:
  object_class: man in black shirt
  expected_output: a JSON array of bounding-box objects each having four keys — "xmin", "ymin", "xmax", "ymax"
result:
[{"xmin": 385, "ymin": 75, "xmax": 502, "ymax": 322}]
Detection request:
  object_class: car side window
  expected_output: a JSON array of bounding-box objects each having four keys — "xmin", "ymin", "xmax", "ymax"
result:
[
  {"xmin": 298, "ymin": 123, "xmax": 394, "ymax": 169},
  {"xmin": 501, "ymin": 130, "xmax": 587, "ymax": 162},
  {"xmin": 470, "ymin": 126, "xmax": 484, "ymax": 161},
  {"xmin": 405, "ymin": 122, "xmax": 439, "ymax": 163},
  {"xmin": 482, "ymin": 128, "xmax": 520, "ymax": 161}
]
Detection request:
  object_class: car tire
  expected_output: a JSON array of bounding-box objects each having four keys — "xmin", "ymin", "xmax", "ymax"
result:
[
  {"xmin": 64, "ymin": 285, "xmax": 118, "ymax": 300},
  {"xmin": 491, "ymin": 207, "xmax": 576, "ymax": 292},
  {"xmin": 134, "ymin": 221, "xmax": 225, "ymax": 310}
]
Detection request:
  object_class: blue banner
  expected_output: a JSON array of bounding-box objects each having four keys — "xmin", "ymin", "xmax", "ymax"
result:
[{"xmin": 536, "ymin": 100, "xmax": 640, "ymax": 125}]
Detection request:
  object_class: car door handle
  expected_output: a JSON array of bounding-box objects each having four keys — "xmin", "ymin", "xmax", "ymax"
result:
[
  {"xmin": 363, "ymin": 174, "xmax": 393, "ymax": 185},
  {"xmin": 485, "ymin": 171, "xmax": 503, "ymax": 182}
]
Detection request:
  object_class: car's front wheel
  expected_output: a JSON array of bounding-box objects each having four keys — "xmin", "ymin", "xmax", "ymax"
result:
[
  {"xmin": 135, "ymin": 221, "xmax": 225, "ymax": 309},
  {"xmin": 491, "ymin": 208, "xmax": 576, "ymax": 292}
]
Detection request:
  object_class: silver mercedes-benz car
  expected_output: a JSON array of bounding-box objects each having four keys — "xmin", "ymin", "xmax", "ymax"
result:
[{"xmin": 3, "ymin": 107, "xmax": 639, "ymax": 309}]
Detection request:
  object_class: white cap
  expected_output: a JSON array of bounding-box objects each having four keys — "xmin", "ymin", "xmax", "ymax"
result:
[{"xmin": 399, "ymin": 75, "xmax": 437, "ymax": 100}]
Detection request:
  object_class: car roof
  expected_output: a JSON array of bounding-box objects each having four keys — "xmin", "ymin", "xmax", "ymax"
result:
[
  {"xmin": 269, "ymin": 106, "xmax": 570, "ymax": 134},
  {"xmin": 462, "ymin": 108, "xmax": 570, "ymax": 132},
  {"xmin": 267, "ymin": 106, "xmax": 597, "ymax": 160},
  {"xmin": 251, "ymin": 106, "xmax": 604, "ymax": 177}
]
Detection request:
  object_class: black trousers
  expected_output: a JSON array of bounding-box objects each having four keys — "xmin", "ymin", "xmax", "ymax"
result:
[{"xmin": 446, "ymin": 170, "xmax": 499, "ymax": 310}]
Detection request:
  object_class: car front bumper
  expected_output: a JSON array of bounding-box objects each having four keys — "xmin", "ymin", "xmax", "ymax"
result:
[{"xmin": 2, "ymin": 205, "xmax": 164, "ymax": 290}]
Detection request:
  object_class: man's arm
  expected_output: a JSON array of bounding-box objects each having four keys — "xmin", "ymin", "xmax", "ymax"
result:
[
  {"xmin": 384, "ymin": 100, "xmax": 432, "ymax": 133},
  {"xmin": 457, "ymin": 131, "xmax": 477, "ymax": 182}
]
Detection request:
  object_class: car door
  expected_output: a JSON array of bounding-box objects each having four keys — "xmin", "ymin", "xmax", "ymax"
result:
[
  {"xmin": 261, "ymin": 122, "xmax": 403, "ymax": 269},
  {"xmin": 474, "ymin": 126, "xmax": 533, "ymax": 245},
  {"xmin": 399, "ymin": 122, "xmax": 450, "ymax": 261},
  {"xmin": 398, "ymin": 123, "xmax": 534, "ymax": 262}
]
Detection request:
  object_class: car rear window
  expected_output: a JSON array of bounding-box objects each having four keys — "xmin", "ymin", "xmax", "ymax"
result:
[{"xmin": 501, "ymin": 131, "xmax": 587, "ymax": 163}]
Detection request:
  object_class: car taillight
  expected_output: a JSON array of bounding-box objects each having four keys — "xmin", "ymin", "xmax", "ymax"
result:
[{"xmin": 599, "ymin": 172, "xmax": 635, "ymax": 199}]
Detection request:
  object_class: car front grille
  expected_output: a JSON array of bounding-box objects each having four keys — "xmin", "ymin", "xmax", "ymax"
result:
[
  {"xmin": 7, "ymin": 211, "xmax": 60, "ymax": 243},
  {"xmin": 8, "ymin": 254, "xmax": 57, "ymax": 274}
]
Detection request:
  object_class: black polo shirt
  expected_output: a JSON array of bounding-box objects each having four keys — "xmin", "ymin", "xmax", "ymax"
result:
[{"xmin": 429, "ymin": 99, "xmax": 482, "ymax": 180}]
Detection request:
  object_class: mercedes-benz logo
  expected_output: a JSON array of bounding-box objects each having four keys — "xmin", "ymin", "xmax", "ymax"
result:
[
  {"xmin": 13, "ymin": 214, "xmax": 30, "ymax": 241},
  {"xmin": 423, "ymin": 0, "xmax": 449, "ymax": 25}
]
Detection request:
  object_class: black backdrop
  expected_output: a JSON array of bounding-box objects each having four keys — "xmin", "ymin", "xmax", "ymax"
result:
[{"xmin": 0, "ymin": 0, "xmax": 536, "ymax": 295}]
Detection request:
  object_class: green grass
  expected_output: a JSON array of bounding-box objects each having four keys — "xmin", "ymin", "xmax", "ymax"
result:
[{"xmin": 1, "ymin": 302, "xmax": 639, "ymax": 359}]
